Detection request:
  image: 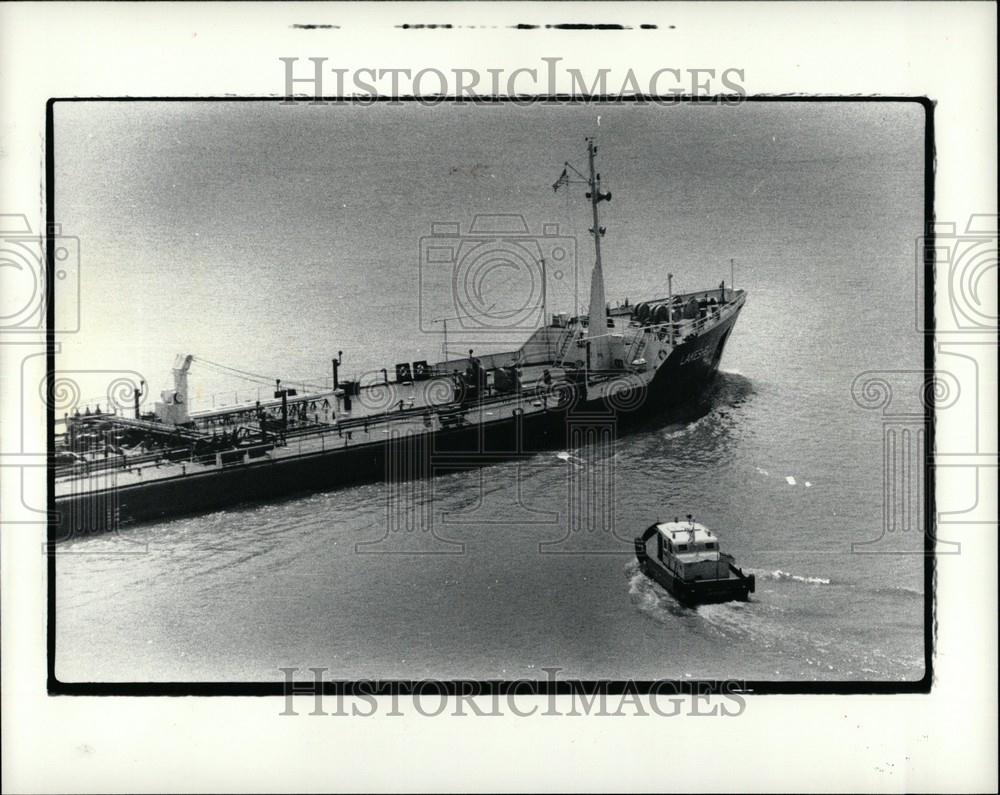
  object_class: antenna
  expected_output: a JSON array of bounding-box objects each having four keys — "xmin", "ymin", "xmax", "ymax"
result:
[{"xmin": 430, "ymin": 317, "xmax": 449, "ymax": 360}]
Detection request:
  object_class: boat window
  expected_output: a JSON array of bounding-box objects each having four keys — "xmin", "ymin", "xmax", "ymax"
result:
[
  {"xmin": 676, "ymin": 544, "xmax": 688, "ymax": 552},
  {"xmin": 705, "ymin": 542, "xmax": 716, "ymax": 549}
]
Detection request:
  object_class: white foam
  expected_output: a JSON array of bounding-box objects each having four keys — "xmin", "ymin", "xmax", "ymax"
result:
[
  {"xmin": 625, "ymin": 562, "xmax": 688, "ymax": 622},
  {"xmin": 764, "ymin": 569, "xmax": 831, "ymax": 585},
  {"xmin": 785, "ymin": 475, "xmax": 796, "ymax": 485},
  {"xmin": 874, "ymin": 585, "xmax": 923, "ymax": 598},
  {"xmin": 661, "ymin": 418, "xmax": 704, "ymax": 440}
]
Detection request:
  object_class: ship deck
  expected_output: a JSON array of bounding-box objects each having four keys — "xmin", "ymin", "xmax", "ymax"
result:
[
  {"xmin": 55, "ymin": 288, "xmax": 746, "ymax": 499},
  {"xmin": 54, "ymin": 363, "xmax": 576, "ymax": 496}
]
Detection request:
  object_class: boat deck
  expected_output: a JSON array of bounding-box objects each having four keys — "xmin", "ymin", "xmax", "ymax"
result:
[{"xmin": 54, "ymin": 365, "xmax": 574, "ymax": 496}]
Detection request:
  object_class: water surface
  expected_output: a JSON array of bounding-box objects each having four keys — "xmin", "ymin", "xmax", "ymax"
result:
[{"xmin": 54, "ymin": 101, "xmax": 927, "ymax": 682}]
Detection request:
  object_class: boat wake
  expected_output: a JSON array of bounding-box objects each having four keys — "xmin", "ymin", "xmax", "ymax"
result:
[
  {"xmin": 625, "ymin": 561, "xmax": 769, "ymax": 642},
  {"xmin": 751, "ymin": 568, "xmax": 831, "ymax": 585},
  {"xmin": 625, "ymin": 560, "xmax": 690, "ymax": 622},
  {"xmin": 625, "ymin": 561, "xmax": 922, "ymax": 679},
  {"xmin": 695, "ymin": 601, "xmax": 759, "ymax": 640},
  {"xmin": 659, "ymin": 416, "xmax": 709, "ymax": 440},
  {"xmin": 871, "ymin": 584, "xmax": 924, "ymax": 599}
]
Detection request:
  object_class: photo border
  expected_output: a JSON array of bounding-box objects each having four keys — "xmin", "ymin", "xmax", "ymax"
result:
[{"xmin": 45, "ymin": 93, "xmax": 936, "ymax": 697}]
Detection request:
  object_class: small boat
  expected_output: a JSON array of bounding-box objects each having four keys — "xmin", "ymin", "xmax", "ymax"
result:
[{"xmin": 634, "ymin": 515, "xmax": 755, "ymax": 605}]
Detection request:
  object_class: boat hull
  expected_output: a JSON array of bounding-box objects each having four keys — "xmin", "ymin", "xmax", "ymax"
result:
[
  {"xmin": 53, "ymin": 306, "xmax": 743, "ymax": 538},
  {"xmin": 643, "ymin": 304, "xmax": 741, "ymax": 412},
  {"xmin": 636, "ymin": 553, "xmax": 755, "ymax": 606}
]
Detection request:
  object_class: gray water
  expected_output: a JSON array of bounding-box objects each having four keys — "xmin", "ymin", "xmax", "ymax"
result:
[{"xmin": 54, "ymin": 101, "xmax": 927, "ymax": 682}]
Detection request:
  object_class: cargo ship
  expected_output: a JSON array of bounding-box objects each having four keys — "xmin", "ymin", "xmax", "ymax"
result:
[
  {"xmin": 53, "ymin": 139, "xmax": 746, "ymax": 537},
  {"xmin": 634, "ymin": 515, "xmax": 756, "ymax": 605}
]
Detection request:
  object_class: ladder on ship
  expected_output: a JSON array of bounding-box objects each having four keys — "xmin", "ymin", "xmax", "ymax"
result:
[
  {"xmin": 553, "ymin": 327, "xmax": 578, "ymax": 367},
  {"xmin": 625, "ymin": 332, "xmax": 647, "ymax": 366}
]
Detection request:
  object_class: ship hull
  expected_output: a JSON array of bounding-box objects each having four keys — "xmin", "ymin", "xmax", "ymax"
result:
[
  {"xmin": 54, "ymin": 306, "xmax": 742, "ymax": 538},
  {"xmin": 639, "ymin": 304, "xmax": 741, "ymax": 413}
]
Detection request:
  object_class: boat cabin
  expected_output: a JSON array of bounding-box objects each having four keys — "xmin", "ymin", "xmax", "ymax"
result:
[
  {"xmin": 653, "ymin": 521, "xmax": 732, "ymax": 583},
  {"xmin": 634, "ymin": 515, "xmax": 755, "ymax": 604}
]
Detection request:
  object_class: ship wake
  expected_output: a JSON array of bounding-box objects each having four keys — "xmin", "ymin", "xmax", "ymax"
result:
[{"xmin": 750, "ymin": 568, "xmax": 832, "ymax": 586}]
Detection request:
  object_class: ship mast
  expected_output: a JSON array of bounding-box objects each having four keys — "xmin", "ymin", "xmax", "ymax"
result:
[
  {"xmin": 585, "ymin": 138, "xmax": 612, "ymax": 372},
  {"xmin": 553, "ymin": 138, "xmax": 613, "ymax": 373}
]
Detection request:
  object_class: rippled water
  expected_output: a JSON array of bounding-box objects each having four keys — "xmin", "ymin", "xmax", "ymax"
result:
[{"xmin": 54, "ymin": 101, "xmax": 927, "ymax": 682}]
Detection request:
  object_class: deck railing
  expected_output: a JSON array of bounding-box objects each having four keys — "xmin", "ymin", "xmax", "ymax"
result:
[{"xmin": 57, "ymin": 293, "xmax": 746, "ymax": 485}]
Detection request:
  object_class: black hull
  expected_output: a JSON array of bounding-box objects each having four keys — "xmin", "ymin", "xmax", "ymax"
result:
[
  {"xmin": 643, "ymin": 306, "xmax": 740, "ymax": 412},
  {"xmin": 54, "ymin": 309, "xmax": 742, "ymax": 538},
  {"xmin": 636, "ymin": 554, "xmax": 755, "ymax": 606}
]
